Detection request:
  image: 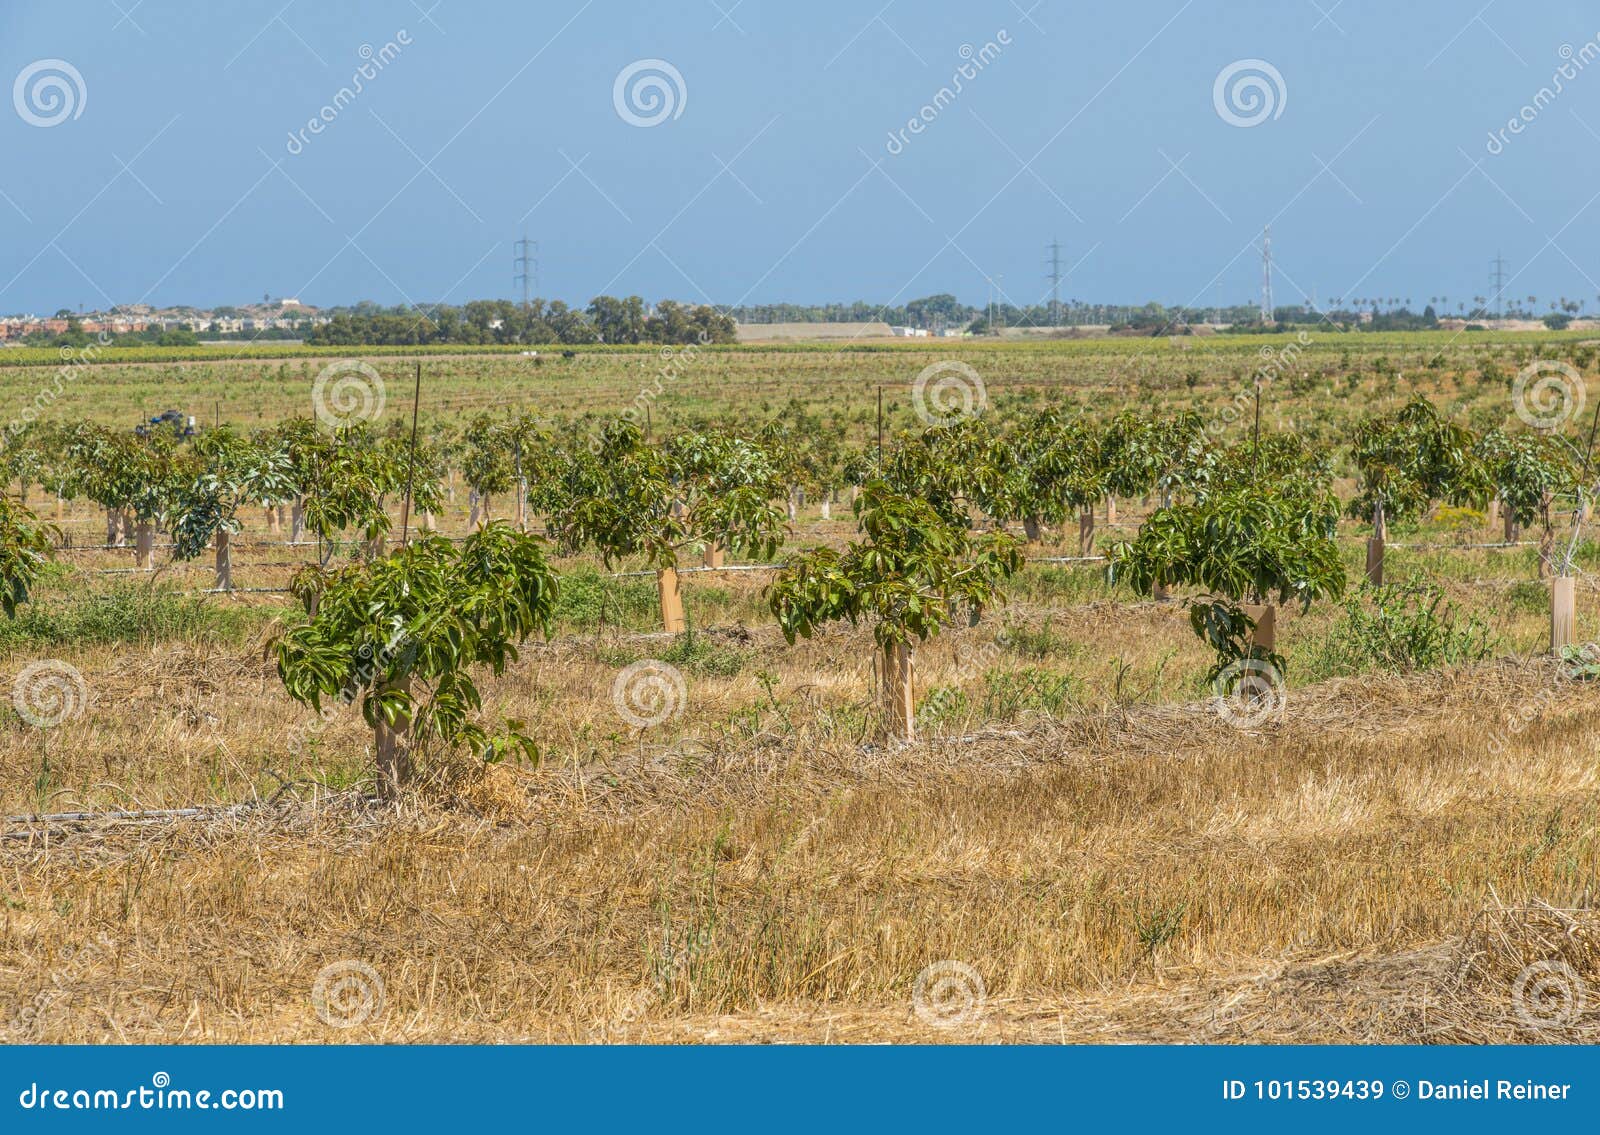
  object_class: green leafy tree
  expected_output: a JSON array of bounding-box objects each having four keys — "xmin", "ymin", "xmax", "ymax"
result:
[
  {"xmin": 275, "ymin": 522, "xmax": 559, "ymax": 799},
  {"xmin": 767, "ymin": 481, "xmax": 1022, "ymax": 740},
  {"xmin": 1109, "ymin": 484, "xmax": 1346, "ymax": 681},
  {"xmin": 1478, "ymin": 428, "xmax": 1578, "ymax": 576}
]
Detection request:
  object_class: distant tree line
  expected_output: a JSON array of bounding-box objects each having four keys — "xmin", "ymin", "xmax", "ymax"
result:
[{"xmin": 305, "ymin": 297, "xmax": 736, "ymax": 347}]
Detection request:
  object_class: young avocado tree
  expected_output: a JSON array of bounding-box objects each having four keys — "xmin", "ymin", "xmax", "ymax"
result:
[
  {"xmin": 1477, "ymin": 428, "xmax": 1577, "ymax": 578},
  {"xmin": 170, "ymin": 427, "xmax": 296, "ymax": 590},
  {"xmin": 664, "ymin": 429, "xmax": 787, "ymax": 569},
  {"xmin": 0, "ymin": 495, "xmax": 56, "ymax": 617},
  {"xmin": 548, "ymin": 422, "xmax": 784, "ymax": 631},
  {"xmin": 275, "ymin": 521, "xmax": 559, "ymax": 800},
  {"xmin": 882, "ymin": 418, "xmax": 997, "ymax": 532},
  {"xmin": 295, "ymin": 424, "xmax": 394, "ymax": 576},
  {"xmin": 987, "ymin": 410, "xmax": 1104, "ymax": 551},
  {"xmin": 461, "ymin": 413, "xmax": 515, "ymax": 528},
  {"xmin": 1347, "ymin": 399, "xmax": 1485, "ymax": 585},
  {"xmin": 68, "ymin": 428, "xmax": 182, "ymax": 569},
  {"xmin": 1109, "ymin": 480, "xmax": 1346, "ymax": 706},
  {"xmin": 766, "ymin": 481, "xmax": 1022, "ymax": 742}
]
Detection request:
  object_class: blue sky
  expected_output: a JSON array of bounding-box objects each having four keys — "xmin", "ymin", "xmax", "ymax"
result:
[{"xmin": 2, "ymin": 1, "xmax": 1600, "ymax": 315}]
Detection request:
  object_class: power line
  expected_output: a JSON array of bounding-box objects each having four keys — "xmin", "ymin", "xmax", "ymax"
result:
[
  {"xmin": 1045, "ymin": 239, "xmax": 1063, "ymax": 326},
  {"xmin": 513, "ymin": 235, "xmax": 538, "ymax": 309},
  {"xmin": 1260, "ymin": 225, "xmax": 1274, "ymax": 323},
  {"xmin": 1490, "ymin": 251, "xmax": 1508, "ymax": 320}
]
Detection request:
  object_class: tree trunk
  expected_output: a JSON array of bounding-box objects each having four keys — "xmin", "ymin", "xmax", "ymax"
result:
[
  {"xmin": 214, "ymin": 529, "xmax": 233, "ymax": 591},
  {"xmin": 786, "ymin": 492, "xmax": 798, "ymax": 522},
  {"xmin": 468, "ymin": 489, "xmax": 482, "ymax": 528},
  {"xmin": 1078, "ymin": 510, "xmax": 1095, "ymax": 557},
  {"xmin": 849, "ymin": 486, "xmax": 859, "ymax": 506},
  {"xmin": 820, "ymin": 497, "xmax": 832, "ymax": 521},
  {"xmin": 290, "ymin": 498, "xmax": 305, "ymax": 543},
  {"xmin": 657, "ymin": 567, "xmax": 686, "ymax": 634},
  {"xmin": 1242, "ymin": 603, "xmax": 1276, "ymax": 653},
  {"xmin": 1487, "ymin": 496, "xmax": 1501, "ymax": 531},
  {"xmin": 702, "ymin": 544, "xmax": 724, "ymax": 569},
  {"xmin": 105, "ymin": 508, "xmax": 118, "ymax": 547},
  {"xmin": 1366, "ymin": 501, "xmax": 1386, "ymax": 587},
  {"xmin": 54, "ymin": 494, "xmax": 63, "ymax": 524},
  {"xmin": 267, "ymin": 505, "xmax": 280, "ymax": 535},
  {"xmin": 277, "ymin": 502, "xmax": 289, "ymax": 535},
  {"xmin": 1106, "ymin": 496, "xmax": 1117, "ymax": 524},
  {"xmin": 1539, "ymin": 525, "xmax": 1555, "ymax": 579},
  {"xmin": 135, "ymin": 520, "xmax": 154, "ymax": 570},
  {"xmin": 515, "ymin": 479, "xmax": 527, "ymax": 531},
  {"xmin": 1551, "ymin": 575, "xmax": 1576, "ymax": 655},
  {"xmin": 1505, "ymin": 510, "xmax": 1520, "ymax": 544},
  {"xmin": 880, "ymin": 640, "xmax": 914, "ymax": 743},
  {"xmin": 422, "ymin": 510, "xmax": 436, "ymax": 532},
  {"xmin": 1023, "ymin": 515, "xmax": 1042, "ymax": 543},
  {"xmin": 373, "ymin": 676, "xmax": 413, "ymax": 802}
]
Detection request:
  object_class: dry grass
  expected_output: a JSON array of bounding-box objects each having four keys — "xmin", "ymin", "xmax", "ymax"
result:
[{"xmin": 2, "ymin": 650, "xmax": 1598, "ymax": 1044}]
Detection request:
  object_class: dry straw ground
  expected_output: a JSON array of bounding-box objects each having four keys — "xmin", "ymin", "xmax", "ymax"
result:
[{"xmin": 2, "ymin": 643, "xmax": 1597, "ymax": 1044}]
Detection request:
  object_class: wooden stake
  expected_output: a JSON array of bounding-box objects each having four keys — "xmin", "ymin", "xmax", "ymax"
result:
[
  {"xmin": 1551, "ymin": 575, "xmax": 1576, "ymax": 655},
  {"xmin": 135, "ymin": 520, "xmax": 154, "ymax": 571},
  {"xmin": 1242, "ymin": 603, "xmax": 1276, "ymax": 652},
  {"xmin": 1365, "ymin": 536, "xmax": 1385, "ymax": 587},
  {"xmin": 657, "ymin": 567, "xmax": 686, "ymax": 634},
  {"xmin": 881, "ymin": 641, "xmax": 914, "ymax": 743},
  {"xmin": 215, "ymin": 529, "xmax": 233, "ymax": 591}
]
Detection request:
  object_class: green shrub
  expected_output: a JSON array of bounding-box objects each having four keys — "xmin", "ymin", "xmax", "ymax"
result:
[
  {"xmin": 0, "ymin": 582, "xmax": 269, "ymax": 651},
  {"xmin": 1299, "ymin": 580, "xmax": 1496, "ymax": 681}
]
